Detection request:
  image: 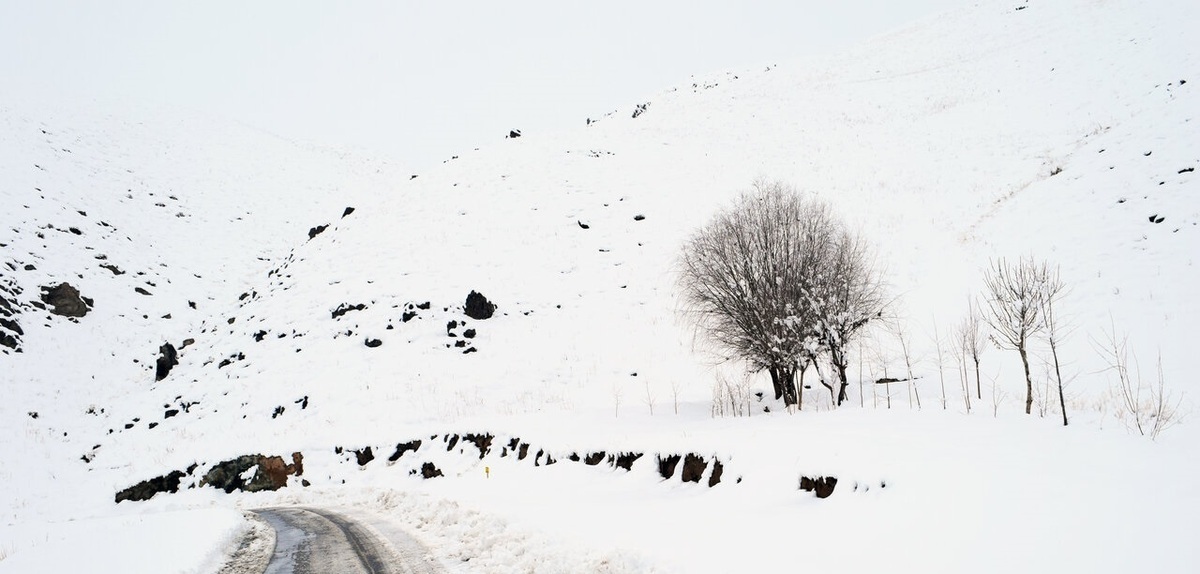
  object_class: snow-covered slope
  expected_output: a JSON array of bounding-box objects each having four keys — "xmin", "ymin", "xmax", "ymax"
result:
[{"xmin": 2, "ymin": 0, "xmax": 1198, "ymax": 572}]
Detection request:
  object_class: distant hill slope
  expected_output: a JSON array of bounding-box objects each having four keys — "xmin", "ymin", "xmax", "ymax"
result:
[{"xmin": 1, "ymin": 0, "xmax": 1196, "ymax": 525}]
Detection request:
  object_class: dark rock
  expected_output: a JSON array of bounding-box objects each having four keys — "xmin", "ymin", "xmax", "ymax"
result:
[
  {"xmin": 657, "ymin": 454, "xmax": 681, "ymax": 479},
  {"xmin": 464, "ymin": 291, "xmax": 496, "ymax": 320},
  {"xmin": 633, "ymin": 214, "xmax": 646, "ymax": 221},
  {"xmin": 389, "ymin": 440, "xmax": 422, "ymax": 462},
  {"xmin": 578, "ymin": 221, "xmax": 590, "ymax": 229},
  {"xmin": 454, "ymin": 340, "xmax": 467, "ymax": 348},
  {"xmin": 364, "ymin": 338, "xmax": 382, "ymax": 348},
  {"xmin": 155, "ymin": 342, "xmax": 178, "ymax": 381},
  {"xmin": 463, "ymin": 328, "xmax": 476, "ymax": 339},
  {"xmin": 202, "ymin": 454, "xmax": 300, "ymax": 493},
  {"xmin": 518, "ymin": 443, "xmax": 530, "ymax": 460},
  {"xmin": 614, "ymin": 452, "xmax": 643, "ymax": 471},
  {"xmin": 420, "ymin": 462, "xmax": 443, "ymax": 479},
  {"xmin": 115, "ymin": 470, "xmax": 186, "ymax": 503},
  {"xmin": 446, "ymin": 320, "xmax": 458, "ymax": 335},
  {"xmin": 584, "ymin": 452, "xmax": 606, "ymax": 466},
  {"xmin": 253, "ymin": 330, "xmax": 267, "ymax": 342},
  {"xmin": 416, "ymin": 302, "xmax": 431, "ymax": 310},
  {"xmin": 180, "ymin": 338, "xmax": 195, "ymax": 348},
  {"xmin": 164, "ymin": 409, "xmax": 179, "ymax": 418},
  {"xmin": 23, "ymin": 264, "xmax": 35, "ymax": 271},
  {"xmin": 708, "ymin": 460, "xmax": 724, "ymax": 487},
  {"xmin": 401, "ymin": 311, "xmax": 417, "ymax": 322},
  {"xmin": 332, "ymin": 303, "xmax": 366, "ymax": 319},
  {"xmin": 508, "ymin": 129, "xmax": 522, "ymax": 138},
  {"xmin": 463, "ymin": 433, "xmax": 493, "ymax": 459},
  {"xmin": 799, "ymin": 476, "xmax": 838, "ymax": 498},
  {"xmin": 40, "ymin": 283, "xmax": 92, "ymax": 317},
  {"xmin": 681, "ymin": 454, "xmax": 707, "ymax": 483},
  {"xmin": 446, "ymin": 435, "xmax": 460, "ymax": 450},
  {"xmin": 355, "ymin": 447, "xmax": 375, "ymax": 466},
  {"xmin": 462, "ymin": 347, "xmax": 477, "ymax": 354},
  {"xmin": 308, "ymin": 224, "xmax": 328, "ymax": 240},
  {"xmin": 135, "ymin": 287, "xmax": 151, "ymax": 296},
  {"xmin": 342, "ymin": 207, "xmax": 356, "ymax": 218},
  {"xmin": 295, "ymin": 396, "xmax": 309, "ymax": 409},
  {"xmin": 272, "ymin": 406, "xmax": 285, "ymax": 419}
]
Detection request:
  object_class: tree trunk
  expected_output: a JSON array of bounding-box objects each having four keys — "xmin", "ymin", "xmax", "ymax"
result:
[
  {"xmin": 974, "ymin": 357, "xmax": 981, "ymax": 400},
  {"xmin": 770, "ymin": 365, "xmax": 799, "ymax": 407},
  {"xmin": 1019, "ymin": 345, "xmax": 1033, "ymax": 415},
  {"xmin": 1051, "ymin": 340, "xmax": 1067, "ymax": 426},
  {"xmin": 797, "ymin": 363, "xmax": 807, "ymax": 410},
  {"xmin": 836, "ymin": 363, "xmax": 850, "ymax": 406}
]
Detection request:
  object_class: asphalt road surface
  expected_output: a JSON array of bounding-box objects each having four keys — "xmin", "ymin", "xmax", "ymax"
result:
[{"xmin": 252, "ymin": 507, "xmax": 446, "ymax": 574}]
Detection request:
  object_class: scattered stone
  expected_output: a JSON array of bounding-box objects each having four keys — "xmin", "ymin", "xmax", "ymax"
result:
[
  {"xmin": 308, "ymin": 224, "xmax": 328, "ymax": 240},
  {"xmin": 331, "ymin": 303, "xmax": 367, "ymax": 319},
  {"xmin": 364, "ymin": 338, "xmax": 382, "ymax": 348},
  {"xmin": 135, "ymin": 287, "xmax": 152, "ymax": 296},
  {"xmin": 633, "ymin": 214, "xmax": 646, "ymax": 221},
  {"xmin": 508, "ymin": 129, "xmax": 522, "ymax": 138},
  {"xmin": 155, "ymin": 342, "xmax": 178, "ymax": 381},
  {"xmin": 355, "ymin": 447, "xmax": 375, "ymax": 466},
  {"xmin": 40, "ymin": 283, "xmax": 92, "ymax": 317},
  {"xmin": 420, "ymin": 462, "xmax": 443, "ymax": 479},
  {"xmin": 342, "ymin": 207, "xmax": 356, "ymax": 218},
  {"xmin": 463, "ymin": 328, "xmax": 476, "ymax": 339},
  {"xmin": 253, "ymin": 330, "xmax": 267, "ymax": 342}
]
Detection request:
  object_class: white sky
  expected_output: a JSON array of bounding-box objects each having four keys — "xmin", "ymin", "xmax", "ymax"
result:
[{"xmin": 1, "ymin": 1, "xmax": 964, "ymax": 171}]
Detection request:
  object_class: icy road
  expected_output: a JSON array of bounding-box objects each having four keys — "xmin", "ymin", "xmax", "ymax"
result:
[{"xmin": 254, "ymin": 507, "xmax": 445, "ymax": 574}]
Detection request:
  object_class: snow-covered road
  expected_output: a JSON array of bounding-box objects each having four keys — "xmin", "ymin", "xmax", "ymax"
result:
[{"xmin": 254, "ymin": 508, "xmax": 445, "ymax": 574}]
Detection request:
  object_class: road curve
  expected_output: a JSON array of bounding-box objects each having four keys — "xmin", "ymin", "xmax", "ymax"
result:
[{"xmin": 252, "ymin": 507, "xmax": 445, "ymax": 574}]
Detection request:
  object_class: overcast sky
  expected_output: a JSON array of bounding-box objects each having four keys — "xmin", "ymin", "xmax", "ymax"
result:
[{"xmin": 1, "ymin": 1, "xmax": 964, "ymax": 170}]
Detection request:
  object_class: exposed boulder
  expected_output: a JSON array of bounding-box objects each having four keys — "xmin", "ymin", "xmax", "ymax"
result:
[
  {"xmin": 420, "ymin": 462, "xmax": 443, "ymax": 479},
  {"xmin": 464, "ymin": 291, "xmax": 496, "ymax": 320},
  {"xmin": 155, "ymin": 342, "xmax": 178, "ymax": 381},
  {"xmin": 389, "ymin": 440, "xmax": 422, "ymax": 462},
  {"xmin": 657, "ymin": 454, "xmax": 682, "ymax": 479},
  {"xmin": 681, "ymin": 454, "xmax": 707, "ymax": 483},
  {"xmin": 114, "ymin": 470, "xmax": 186, "ymax": 503},
  {"xmin": 355, "ymin": 447, "xmax": 375, "ymax": 466},
  {"xmin": 40, "ymin": 282, "xmax": 92, "ymax": 317},
  {"xmin": 342, "ymin": 207, "xmax": 356, "ymax": 218},
  {"xmin": 799, "ymin": 475, "xmax": 838, "ymax": 498},
  {"xmin": 308, "ymin": 224, "xmax": 328, "ymax": 240},
  {"xmin": 202, "ymin": 453, "xmax": 302, "ymax": 493}
]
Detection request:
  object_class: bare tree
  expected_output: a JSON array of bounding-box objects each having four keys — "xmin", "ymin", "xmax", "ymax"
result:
[
  {"xmin": 1038, "ymin": 267, "xmax": 1069, "ymax": 426},
  {"xmin": 957, "ymin": 298, "xmax": 987, "ymax": 401},
  {"xmin": 678, "ymin": 181, "xmax": 885, "ymax": 409},
  {"xmin": 982, "ymin": 257, "xmax": 1051, "ymax": 415}
]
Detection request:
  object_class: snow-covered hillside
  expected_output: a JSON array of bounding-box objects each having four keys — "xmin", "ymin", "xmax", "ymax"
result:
[{"xmin": 2, "ymin": 0, "xmax": 1198, "ymax": 572}]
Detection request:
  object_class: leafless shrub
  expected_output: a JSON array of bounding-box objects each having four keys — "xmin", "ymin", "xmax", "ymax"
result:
[
  {"xmin": 711, "ymin": 371, "xmax": 751, "ymax": 418},
  {"xmin": 1095, "ymin": 324, "xmax": 1183, "ymax": 440}
]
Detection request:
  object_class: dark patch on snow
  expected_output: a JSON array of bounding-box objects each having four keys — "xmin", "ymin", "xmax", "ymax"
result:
[{"xmin": 464, "ymin": 291, "xmax": 496, "ymax": 320}]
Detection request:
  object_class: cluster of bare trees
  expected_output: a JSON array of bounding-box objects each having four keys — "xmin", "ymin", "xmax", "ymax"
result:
[
  {"xmin": 678, "ymin": 181, "xmax": 886, "ymax": 410},
  {"xmin": 980, "ymin": 257, "xmax": 1068, "ymax": 423}
]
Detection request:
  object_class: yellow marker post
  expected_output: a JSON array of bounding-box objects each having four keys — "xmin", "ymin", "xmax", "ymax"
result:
[{"xmin": 485, "ymin": 466, "xmax": 490, "ymax": 479}]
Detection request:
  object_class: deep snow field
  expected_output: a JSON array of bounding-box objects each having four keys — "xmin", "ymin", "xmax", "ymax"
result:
[{"xmin": 2, "ymin": 0, "xmax": 1198, "ymax": 572}]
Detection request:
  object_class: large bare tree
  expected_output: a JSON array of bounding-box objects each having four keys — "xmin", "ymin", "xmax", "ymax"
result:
[
  {"xmin": 678, "ymin": 181, "xmax": 884, "ymax": 408},
  {"xmin": 982, "ymin": 257, "xmax": 1052, "ymax": 415}
]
